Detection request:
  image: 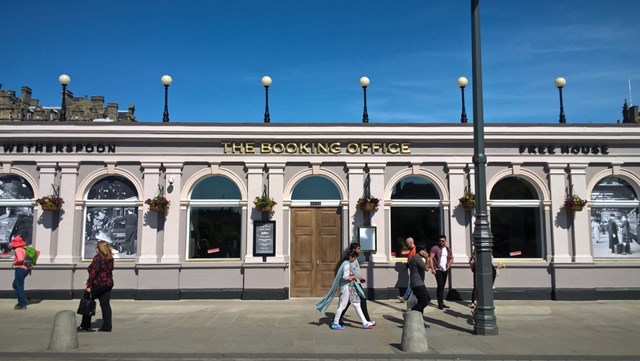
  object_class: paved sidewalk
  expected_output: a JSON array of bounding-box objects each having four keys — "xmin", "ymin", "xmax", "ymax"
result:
[{"xmin": 0, "ymin": 298, "xmax": 639, "ymax": 360}]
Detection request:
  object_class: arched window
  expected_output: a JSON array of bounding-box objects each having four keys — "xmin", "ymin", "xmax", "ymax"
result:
[
  {"xmin": 84, "ymin": 176, "xmax": 138, "ymax": 259},
  {"xmin": 0, "ymin": 175, "xmax": 34, "ymax": 255},
  {"xmin": 188, "ymin": 176, "xmax": 242, "ymax": 260},
  {"xmin": 590, "ymin": 176, "xmax": 639, "ymax": 258},
  {"xmin": 390, "ymin": 176, "xmax": 441, "ymax": 259},
  {"xmin": 489, "ymin": 177, "xmax": 544, "ymax": 258}
]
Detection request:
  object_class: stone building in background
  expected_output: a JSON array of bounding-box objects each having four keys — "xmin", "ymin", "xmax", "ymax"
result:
[
  {"xmin": 0, "ymin": 84, "xmax": 136, "ymax": 122},
  {"xmin": 622, "ymin": 99, "xmax": 639, "ymax": 124}
]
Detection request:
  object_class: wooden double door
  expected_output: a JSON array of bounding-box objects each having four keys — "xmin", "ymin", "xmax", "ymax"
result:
[{"xmin": 290, "ymin": 207, "xmax": 342, "ymax": 297}]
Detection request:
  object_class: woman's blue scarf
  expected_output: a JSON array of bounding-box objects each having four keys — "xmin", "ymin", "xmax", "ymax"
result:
[{"xmin": 314, "ymin": 260, "xmax": 349, "ymax": 313}]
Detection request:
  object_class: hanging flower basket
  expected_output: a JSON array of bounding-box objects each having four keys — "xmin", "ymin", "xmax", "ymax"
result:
[
  {"xmin": 564, "ymin": 195, "xmax": 587, "ymax": 212},
  {"xmin": 459, "ymin": 192, "xmax": 476, "ymax": 210},
  {"xmin": 254, "ymin": 194, "xmax": 276, "ymax": 212},
  {"xmin": 145, "ymin": 195, "xmax": 170, "ymax": 213},
  {"xmin": 149, "ymin": 205, "xmax": 165, "ymax": 213},
  {"xmin": 357, "ymin": 196, "xmax": 380, "ymax": 212},
  {"xmin": 568, "ymin": 204, "xmax": 584, "ymax": 212},
  {"xmin": 36, "ymin": 195, "xmax": 64, "ymax": 212},
  {"xmin": 362, "ymin": 203, "xmax": 376, "ymax": 212}
]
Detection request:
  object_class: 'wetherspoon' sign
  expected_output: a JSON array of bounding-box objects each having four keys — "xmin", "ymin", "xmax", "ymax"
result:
[
  {"xmin": 222, "ymin": 142, "xmax": 411, "ymax": 155},
  {"xmin": 3, "ymin": 143, "xmax": 116, "ymax": 154}
]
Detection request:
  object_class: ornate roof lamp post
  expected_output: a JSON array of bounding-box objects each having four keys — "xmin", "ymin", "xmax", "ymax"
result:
[
  {"xmin": 555, "ymin": 77, "xmax": 567, "ymax": 123},
  {"xmin": 359, "ymin": 76, "xmax": 370, "ymax": 123},
  {"xmin": 161, "ymin": 75, "xmax": 173, "ymax": 122},
  {"xmin": 470, "ymin": 0, "xmax": 498, "ymax": 335},
  {"xmin": 457, "ymin": 76, "xmax": 469, "ymax": 123},
  {"xmin": 58, "ymin": 74, "xmax": 70, "ymax": 122},
  {"xmin": 261, "ymin": 76, "xmax": 272, "ymax": 123}
]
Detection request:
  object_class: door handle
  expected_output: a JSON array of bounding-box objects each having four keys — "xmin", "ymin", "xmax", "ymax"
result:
[{"xmin": 316, "ymin": 260, "xmax": 320, "ymax": 265}]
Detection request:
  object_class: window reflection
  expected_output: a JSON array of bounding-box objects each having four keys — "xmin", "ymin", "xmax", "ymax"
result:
[
  {"xmin": 188, "ymin": 176, "xmax": 242, "ymax": 260},
  {"xmin": 489, "ymin": 177, "xmax": 543, "ymax": 259}
]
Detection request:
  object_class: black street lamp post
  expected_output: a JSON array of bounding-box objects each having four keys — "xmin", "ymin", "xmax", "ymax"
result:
[
  {"xmin": 58, "ymin": 74, "xmax": 70, "ymax": 122},
  {"xmin": 161, "ymin": 75, "xmax": 172, "ymax": 123},
  {"xmin": 360, "ymin": 76, "xmax": 370, "ymax": 123},
  {"xmin": 261, "ymin": 76, "xmax": 272, "ymax": 123},
  {"xmin": 555, "ymin": 77, "xmax": 567, "ymax": 123},
  {"xmin": 471, "ymin": 0, "xmax": 498, "ymax": 335},
  {"xmin": 457, "ymin": 76, "xmax": 469, "ymax": 123}
]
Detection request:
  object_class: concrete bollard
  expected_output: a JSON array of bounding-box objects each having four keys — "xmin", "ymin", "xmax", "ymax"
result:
[
  {"xmin": 401, "ymin": 310, "xmax": 428, "ymax": 353},
  {"xmin": 48, "ymin": 310, "xmax": 79, "ymax": 351}
]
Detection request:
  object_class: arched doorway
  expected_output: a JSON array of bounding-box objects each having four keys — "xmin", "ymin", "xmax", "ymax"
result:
[{"xmin": 290, "ymin": 176, "xmax": 342, "ymax": 297}]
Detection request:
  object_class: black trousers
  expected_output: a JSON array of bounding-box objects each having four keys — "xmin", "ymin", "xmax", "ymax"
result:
[
  {"xmin": 80, "ymin": 286, "xmax": 113, "ymax": 330},
  {"xmin": 471, "ymin": 266, "xmax": 497, "ymax": 303},
  {"xmin": 434, "ymin": 270, "xmax": 448, "ymax": 306},
  {"xmin": 410, "ymin": 285, "xmax": 430, "ymax": 314}
]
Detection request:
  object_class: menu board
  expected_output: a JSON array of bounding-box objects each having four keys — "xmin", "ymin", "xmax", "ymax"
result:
[
  {"xmin": 359, "ymin": 226, "xmax": 377, "ymax": 252},
  {"xmin": 253, "ymin": 220, "xmax": 275, "ymax": 257}
]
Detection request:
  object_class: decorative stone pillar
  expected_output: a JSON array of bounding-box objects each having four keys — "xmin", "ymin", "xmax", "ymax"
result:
[
  {"xmin": 368, "ymin": 163, "xmax": 386, "ymax": 262},
  {"xmin": 447, "ymin": 163, "xmax": 470, "ymax": 262},
  {"xmin": 267, "ymin": 162, "xmax": 285, "ymax": 262},
  {"xmin": 568, "ymin": 163, "xmax": 592, "ymax": 263},
  {"xmin": 547, "ymin": 164, "xmax": 572, "ymax": 263},
  {"xmin": 54, "ymin": 162, "xmax": 79, "ymax": 263},
  {"xmin": 244, "ymin": 163, "xmax": 265, "ymax": 263},
  {"xmin": 139, "ymin": 163, "xmax": 161, "ymax": 264},
  {"xmin": 34, "ymin": 162, "xmax": 57, "ymax": 264},
  {"xmin": 346, "ymin": 162, "xmax": 366, "ymax": 245},
  {"xmin": 161, "ymin": 162, "xmax": 183, "ymax": 264}
]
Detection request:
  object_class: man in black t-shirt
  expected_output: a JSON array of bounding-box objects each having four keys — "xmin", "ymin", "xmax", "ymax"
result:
[{"xmin": 408, "ymin": 245, "xmax": 430, "ymax": 314}]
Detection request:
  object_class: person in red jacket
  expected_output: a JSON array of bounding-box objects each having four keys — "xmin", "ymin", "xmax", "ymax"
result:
[
  {"xmin": 77, "ymin": 240, "xmax": 114, "ymax": 332},
  {"xmin": 10, "ymin": 235, "xmax": 39, "ymax": 310}
]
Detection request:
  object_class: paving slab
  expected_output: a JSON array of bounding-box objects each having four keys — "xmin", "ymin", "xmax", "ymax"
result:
[{"xmin": 0, "ymin": 298, "xmax": 639, "ymax": 360}]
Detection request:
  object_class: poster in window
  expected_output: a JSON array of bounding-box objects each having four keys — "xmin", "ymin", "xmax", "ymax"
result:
[
  {"xmin": 83, "ymin": 176, "xmax": 139, "ymax": 260},
  {"xmin": 254, "ymin": 220, "xmax": 275, "ymax": 257},
  {"xmin": 591, "ymin": 207, "xmax": 639, "ymax": 258},
  {"xmin": 0, "ymin": 175, "xmax": 35, "ymax": 257},
  {"xmin": 591, "ymin": 177, "xmax": 639, "ymax": 258},
  {"xmin": 84, "ymin": 207, "xmax": 138, "ymax": 260}
]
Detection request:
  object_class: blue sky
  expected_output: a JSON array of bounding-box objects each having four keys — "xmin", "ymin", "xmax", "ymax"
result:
[{"xmin": 2, "ymin": 0, "xmax": 639, "ymax": 124}]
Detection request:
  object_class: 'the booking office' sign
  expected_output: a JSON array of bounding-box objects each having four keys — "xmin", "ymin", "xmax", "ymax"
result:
[{"xmin": 222, "ymin": 142, "xmax": 411, "ymax": 155}]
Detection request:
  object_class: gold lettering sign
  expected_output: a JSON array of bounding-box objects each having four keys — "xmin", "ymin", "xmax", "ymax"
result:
[{"xmin": 221, "ymin": 142, "xmax": 410, "ymax": 155}]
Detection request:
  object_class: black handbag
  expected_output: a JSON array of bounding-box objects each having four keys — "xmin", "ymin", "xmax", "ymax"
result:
[{"xmin": 77, "ymin": 294, "xmax": 96, "ymax": 316}]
